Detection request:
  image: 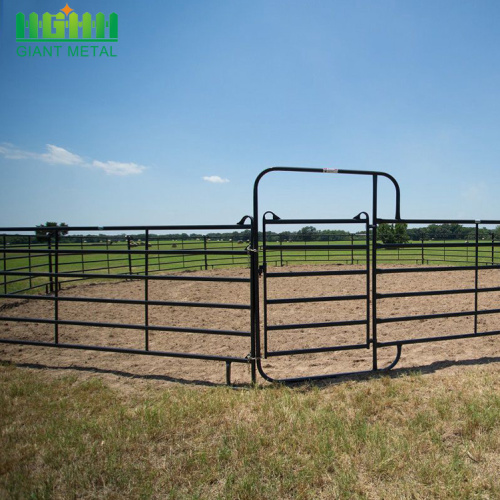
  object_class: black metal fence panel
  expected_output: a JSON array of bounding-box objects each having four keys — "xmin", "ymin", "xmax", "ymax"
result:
[{"xmin": 1, "ymin": 168, "xmax": 500, "ymax": 384}]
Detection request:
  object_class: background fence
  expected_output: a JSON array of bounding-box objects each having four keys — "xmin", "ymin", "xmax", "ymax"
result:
[{"xmin": 2, "ymin": 230, "xmax": 500, "ymax": 296}]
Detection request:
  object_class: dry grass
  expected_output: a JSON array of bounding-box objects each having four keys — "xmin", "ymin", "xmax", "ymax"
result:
[{"xmin": 1, "ymin": 362, "xmax": 500, "ymax": 499}]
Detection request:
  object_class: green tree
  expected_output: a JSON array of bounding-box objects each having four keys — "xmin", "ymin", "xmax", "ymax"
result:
[
  {"xmin": 377, "ymin": 223, "xmax": 409, "ymax": 244},
  {"xmin": 35, "ymin": 222, "xmax": 69, "ymax": 242},
  {"xmin": 377, "ymin": 223, "xmax": 395, "ymax": 244}
]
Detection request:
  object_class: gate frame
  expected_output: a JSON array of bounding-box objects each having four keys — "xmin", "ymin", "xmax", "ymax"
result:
[{"xmin": 252, "ymin": 167, "xmax": 404, "ymax": 383}]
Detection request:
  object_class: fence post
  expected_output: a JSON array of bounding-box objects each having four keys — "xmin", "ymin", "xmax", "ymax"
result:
[
  {"xmin": 203, "ymin": 236, "xmax": 208, "ymax": 270},
  {"xmin": 106, "ymin": 239, "xmax": 110, "ymax": 274},
  {"xmin": 492, "ymin": 233, "xmax": 495, "ymax": 265},
  {"xmin": 474, "ymin": 224, "xmax": 479, "ymax": 334},
  {"xmin": 127, "ymin": 236, "xmax": 132, "ymax": 275},
  {"xmin": 351, "ymin": 234, "xmax": 354, "ymax": 264},
  {"xmin": 280, "ymin": 234, "xmax": 283, "ymax": 267},
  {"xmin": 54, "ymin": 230, "xmax": 60, "ymax": 343},
  {"xmin": 48, "ymin": 234, "xmax": 54, "ymax": 293},
  {"xmin": 2, "ymin": 234, "xmax": 7, "ymax": 294},
  {"xmin": 421, "ymin": 237, "xmax": 424, "ymax": 265},
  {"xmin": 80, "ymin": 236, "xmax": 85, "ymax": 273},
  {"xmin": 145, "ymin": 229, "xmax": 149, "ymax": 351},
  {"xmin": 28, "ymin": 236, "xmax": 33, "ymax": 290},
  {"xmin": 157, "ymin": 236, "xmax": 161, "ymax": 271}
]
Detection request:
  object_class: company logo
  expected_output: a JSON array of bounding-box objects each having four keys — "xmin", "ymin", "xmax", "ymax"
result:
[{"xmin": 16, "ymin": 4, "xmax": 117, "ymax": 43}]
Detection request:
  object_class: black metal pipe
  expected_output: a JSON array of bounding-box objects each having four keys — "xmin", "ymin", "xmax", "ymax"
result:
[
  {"xmin": 267, "ymin": 294, "xmax": 366, "ymax": 305},
  {"xmin": 0, "ymin": 293, "xmax": 251, "ymax": 309},
  {"xmin": 267, "ymin": 319, "xmax": 367, "ymax": 330},
  {"xmin": 0, "ymin": 316, "xmax": 252, "ymax": 337},
  {"xmin": 378, "ymin": 329, "xmax": 500, "ymax": 347},
  {"xmin": 1, "ymin": 270, "xmax": 251, "ymax": 282},
  {"xmin": 266, "ymin": 343, "xmax": 370, "ymax": 357},
  {"xmin": 0, "ymin": 338, "xmax": 250, "ymax": 363}
]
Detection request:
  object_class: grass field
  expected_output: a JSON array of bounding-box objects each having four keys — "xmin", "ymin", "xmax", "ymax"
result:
[
  {"xmin": 2, "ymin": 238, "xmax": 500, "ymax": 295},
  {"xmin": 1, "ymin": 361, "xmax": 499, "ymax": 499}
]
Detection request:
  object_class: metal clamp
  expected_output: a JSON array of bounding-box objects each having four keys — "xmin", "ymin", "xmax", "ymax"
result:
[{"xmin": 245, "ymin": 245, "xmax": 258, "ymax": 254}]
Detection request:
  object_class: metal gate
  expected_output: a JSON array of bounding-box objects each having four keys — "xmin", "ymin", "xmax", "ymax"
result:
[{"xmin": 252, "ymin": 167, "xmax": 402, "ymax": 383}]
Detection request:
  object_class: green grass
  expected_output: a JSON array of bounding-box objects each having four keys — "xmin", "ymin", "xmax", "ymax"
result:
[
  {"xmin": 1, "ymin": 362, "xmax": 499, "ymax": 499},
  {"xmin": 2, "ymin": 239, "xmax": 500, "ymax": 295}
]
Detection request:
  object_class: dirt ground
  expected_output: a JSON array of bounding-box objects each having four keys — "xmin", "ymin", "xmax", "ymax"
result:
[{"xmin": 1, "ymin": 264, "xmax": 500, "ymax": 389}]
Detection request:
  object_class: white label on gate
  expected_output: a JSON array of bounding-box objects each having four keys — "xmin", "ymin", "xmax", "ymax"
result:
[{"xmin": 323, "ymin": 168, "xmax": 339, "ymax": 173}]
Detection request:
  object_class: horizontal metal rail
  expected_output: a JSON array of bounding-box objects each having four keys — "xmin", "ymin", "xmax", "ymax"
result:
[
  {"xmin": 377, "ymin": 265, "xmax": 500, "ymax": 274},
  {"xmin": 267, "ymin": 294, "xmax": 366, "ymax": 305},
  {"xmin": 377, "ymin": 286, "xmax": 500, "ymax": 299},
  {"xmin": 267, "ymin": 319, "xmax": 367, "ymax": 331},
  {"xmin": 264, "ymin": 218, "xmax": 368, "ymax": 225},
  {"xmin": 0, "ymin": 316, "xmax": 251, "ymax": 337},
  {"xmin": 0, "ymin": 338, "xmax": 250, "ymax": 363},
  {"xmin": 0, "ymin": 224, "xmax": 252, "ymax": 232},
  {"xmin": 266, "ymin": 343, "xmax": 370, "ymax": 357},
  {"xmin": 1, "ymin": 270, "xmax": 250, "ymax": 282},
  {"xmin": 377, "ymin": 308, "xmax": 500, "ymax": 324},
  {"xmin": 1, "ymin": 248, "xmax": 249, "ymax": 256},
  {"xmin": 378, "ymin": 329, "xmax": 500, "ymax": 347},
  {"xmin": 267, "ymin": 269, "xmax": 367, "ymax": 278},
  {"xmin": 0, "ymin": 294, "xmax": 250, "ymax": 309},
  {"xmin": 264, "ymin": 244, "xmax": 367, "ymax": 251},
  {"xmin": 378, "ymin": 242, "xmax": 499, "ymax": 248}
]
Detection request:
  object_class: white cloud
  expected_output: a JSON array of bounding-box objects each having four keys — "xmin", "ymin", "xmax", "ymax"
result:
[
  {"xmin": 0, "ymin": 143, "xmax": 37, "ymax": 160},
  {"xmin": 40, "ymin": 144, "xmax": 84, "ymax": 165},
  {"xmin": 92, "ymin": 160, "xmax": 146, "ymax": 176},
  {"xmin": 203, "ymin": 175, "xmax": 230, "ymax": 184},
  {"xmin": 0, "ymin": 142, "xmax": 146, "ymax": 176}
]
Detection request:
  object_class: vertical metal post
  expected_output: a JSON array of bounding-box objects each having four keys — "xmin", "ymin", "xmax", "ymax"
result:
[
  {"xmin": 106, "ymin": 239, "xmax": 110, "ymax": 274},
  {"xmin": 492, "ymin": 233, "xmax": 495, "ymax": 265},
  {"xmin": 145, "ymin": 229, "xmax": 149, "ymax": 351},
  {"xmin": 262, "ymin": 217, "xmax": 269, "ymax": 357},
  {"xmin": 54, "ymin": 230, "xmax": 59, "ymax": 344},
  {"xmin": 28, "ymin": 236, "xmax": 33, "ymax": 290},
  {"xmin": 2, "ymin": 235, "xmax": 6, "ymax": 294},
  {"xmin": 181, "ymin": 236, "xmax": 185, "ymax": 269},
  {"xmin": 249, "ymin": 217, "xmax": 258, "ymax": 383},
  {"xmin": 127, "ymin": 236, "xmax": 132, "ymax": 275},
  {"xmin": 157, "ymin": 236, "xmax": 161, "ymax": 271},
  {"xmin": 80, "ymin": 236, "xmax": 85, "ymax": 273},
  {"xmin": 280, "ymin": 234, "xmax": 284, "ymax": 267},
  {"xmin": 371, "ymin": 175, "xmax": 379, "ymax": 371},
  {"xmin": 48, "ymin": 235, "xmax": 54, "ymax": 293},
  {"xmin": 351, "ymin": 234, "xmax": 354, "ymax": 264},
  {"xmin": 474, "ymin": 224, "xmax": 479, "ymax": 334},
  {"xmin": 421, "ymin": 237, "xmax": 424, "ymax": 265},
  {"xmin": 443, "ymin": 239, "xmax": 446, "ymax": 262},
  {"xmin": 365, "ymin": 217, "xmax": 371, "ymax": 347},
  {"xmin": 203, "ymin": 236, "xmax": 208, "ymax": 270}
]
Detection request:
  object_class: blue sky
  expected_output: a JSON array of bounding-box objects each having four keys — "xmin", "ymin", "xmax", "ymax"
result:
[{"xmin": 1, "ymin": 0, "xmax": 500, "ymax": 230}]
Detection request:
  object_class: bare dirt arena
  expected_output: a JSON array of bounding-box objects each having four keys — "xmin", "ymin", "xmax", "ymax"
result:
[{"xmin": 1, "ymin": 264, "xmax": 500, "ymax": 390}]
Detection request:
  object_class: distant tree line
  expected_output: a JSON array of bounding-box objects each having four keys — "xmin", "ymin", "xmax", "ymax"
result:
[{"xmin": 1, "ymin": 222, "xmax": 500, "ymax": 246}]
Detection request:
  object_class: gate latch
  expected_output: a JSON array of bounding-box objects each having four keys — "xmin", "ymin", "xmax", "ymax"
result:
[{"xmin": 245, "ymin": 245, "xmax": 258, "ymax": 254}]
